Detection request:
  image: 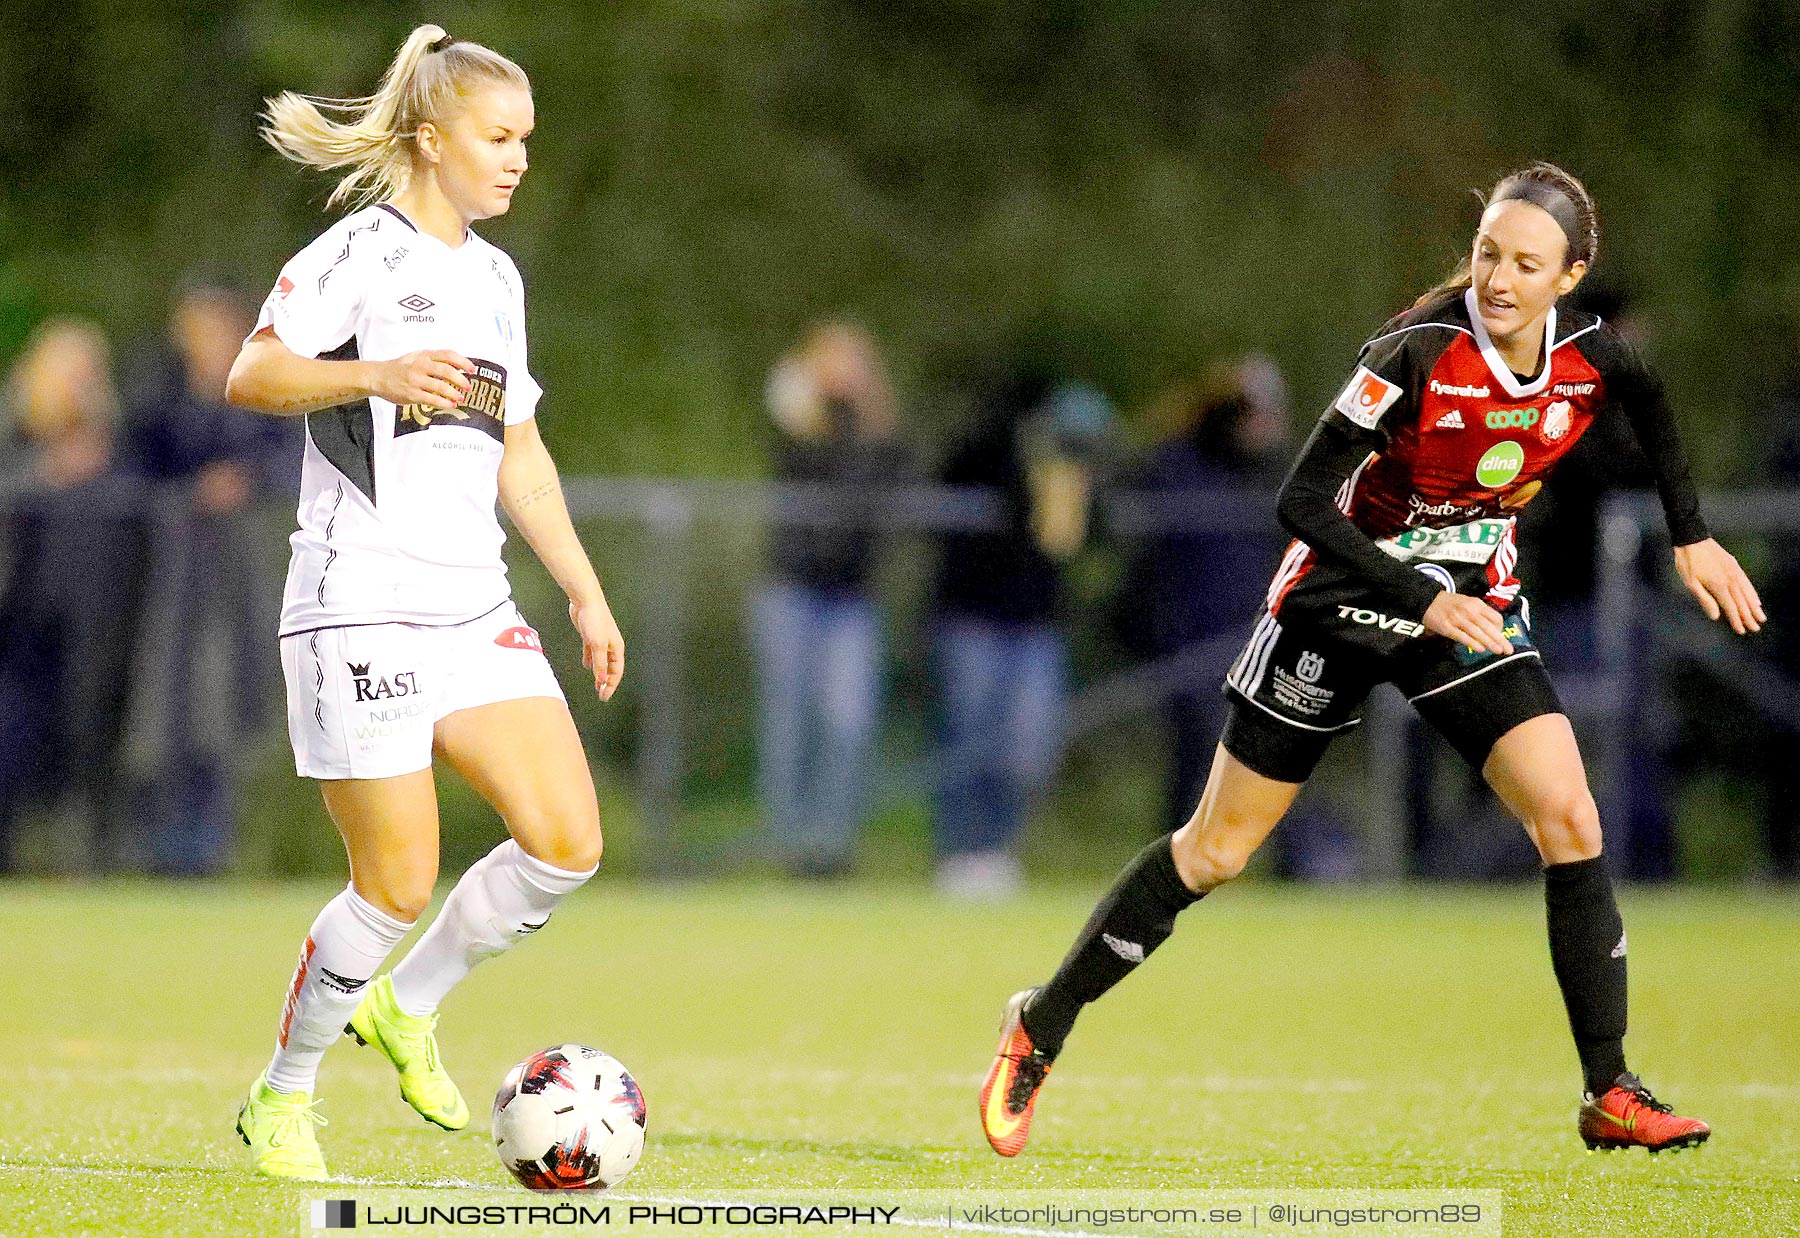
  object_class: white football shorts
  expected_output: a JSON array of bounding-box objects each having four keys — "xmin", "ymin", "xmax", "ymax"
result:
[{"xmin": 280, "ymin": 601, "xmax": 566, "ymax": 780}]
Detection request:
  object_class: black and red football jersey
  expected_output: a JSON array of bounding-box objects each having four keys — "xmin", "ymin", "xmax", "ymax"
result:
[{"xmin": 1264, "ymin": 287, "xmax": 1706, "ymax": 638}]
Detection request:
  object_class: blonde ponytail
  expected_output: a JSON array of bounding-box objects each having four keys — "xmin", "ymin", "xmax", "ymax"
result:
[{"xmin": 260, "ymin": 24, "xmax": 530, "ymax": 211}]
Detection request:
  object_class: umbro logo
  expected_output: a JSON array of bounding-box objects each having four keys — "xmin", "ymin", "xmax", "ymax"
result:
[
  {"xmin": 1433, "ymin": 409, "xmax": 1465, "ymax": 429},
  {"xmin": 398, "ymin": 293, "xmax": 436, "ymax": 322},
  {"xmin": 1102, "ymin": 933, "xmax": 1145, "ymax": 964},
  {"xmin": 318, "ymin": 968, "xmax": 369, "ymax": 995}
]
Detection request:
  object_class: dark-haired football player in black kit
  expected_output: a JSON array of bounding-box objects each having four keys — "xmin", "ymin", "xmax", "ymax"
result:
[{"xmin": 981, "ymin": 163, "xmax": 1764, "ymax": 1158}]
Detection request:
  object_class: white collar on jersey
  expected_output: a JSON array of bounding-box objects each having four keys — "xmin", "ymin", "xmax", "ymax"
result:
[{"xmin": 1463, "ymin": 286, "xmax": 1556, "ymax": 398}]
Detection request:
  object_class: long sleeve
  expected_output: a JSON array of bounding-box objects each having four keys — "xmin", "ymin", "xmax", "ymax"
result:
[
  {"xmin": 1606, "ymin": 338, "xmax": 1709, "ymax": 546},
  {"xmin": 1275, "ymin": 419, "xmax": 1444, "ymax": 618}
]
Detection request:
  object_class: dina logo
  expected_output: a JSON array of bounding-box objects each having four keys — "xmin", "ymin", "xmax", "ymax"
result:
[{"xmin": 348, "ymin": 662, "xmax": 420, "ymax": 703}]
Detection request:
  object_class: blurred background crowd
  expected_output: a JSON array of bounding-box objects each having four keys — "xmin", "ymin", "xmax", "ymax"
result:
[{"xmin": 5, "ymin": 3, "xmax": 1800, "ymax": 890}]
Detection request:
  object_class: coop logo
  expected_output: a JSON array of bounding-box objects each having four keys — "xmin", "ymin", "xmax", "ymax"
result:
[
  {"xmin": 310, "ymin": 1199, "xmax": 356, "ymax": 1229},
  {"xmin": 349, "ymin": 662, "xmax": 420, "ymax": 703},
  {"xmin": 1429, "ymin": 378, "xmax": 1490, "ymax": 398},
  {"xmin": 1336, "ymin": 606, "xmax": 1427, "ymax": 638},
  {"xmin": 495, "ymin": 625, "xmax": 543, "ymax": 652},
  {"xmin": 1333, "ymin": 366, "xmax": 1402, "ymax": 430},
  {"xmin": 1484, "ymin": 407, "xmax": 1540, "ymax": 430},
  {"xmin": 397, "ymin": 293, "xmax": 436, "ymax": 322}
]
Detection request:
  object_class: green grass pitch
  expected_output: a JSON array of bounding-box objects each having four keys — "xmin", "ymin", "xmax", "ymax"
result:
[{"xmin": 1, "ymin": 880, "xmax": 1796, "ymax": 1236}]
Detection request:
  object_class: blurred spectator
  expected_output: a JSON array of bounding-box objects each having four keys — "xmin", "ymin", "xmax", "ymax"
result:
[
  {"xmin": 1117, "ymin": 356, "xmax": 1291, "ymax": 834},
  {"xmin": 752, "ymin": 322, "xmax": 908, "ymax": 879},
  {"xmin": 0, "ymin": 318, "xmax": 144, "ymax": 872},
  {"xmin": 931, "ymin": 368, "xmax": 1116, "ymax": 898},
  {"xmin": 114, "ymin": 284, "xmax": 298, "ymax": 876}
]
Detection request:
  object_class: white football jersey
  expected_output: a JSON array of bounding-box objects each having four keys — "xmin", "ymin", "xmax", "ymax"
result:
[{"xmin": 253, "ymin": 203, "xmax": 543, "ymax": 635}]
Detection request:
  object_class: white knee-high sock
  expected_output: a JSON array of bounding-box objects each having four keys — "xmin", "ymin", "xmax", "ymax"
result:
[
  {"xmin": 266, "ymin": 885, "xmax": 413, "ymax": 1095},
  {"xmin": 388, "ymin": 840, "xmax": 595, "ymax": 1017}
]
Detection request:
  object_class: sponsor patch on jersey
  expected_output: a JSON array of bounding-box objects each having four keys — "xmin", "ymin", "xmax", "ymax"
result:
[
  {"xmin": 1334, "ymin": 366, "xmax": 1402, "ymax": 430},
  {"xmin": 1476, "ymin": 440, "xmax": 1526, "ymax": 488},
  {"xmin": 1484, "ymin": 407, "xmax": 1540, "ymax": 430},
  {"xmin": 1500, "ymin": 478, "xmax": 1543, "ymax": 510},
  {"xmin": 1377, "ymin": 517, "xmax": 1511, "ymax": 565},
  {"xmin": 395, "ymin": 357, "xmax": 508, "ymax": 442},
  {"xmin": 1406, "ymin": 493, "xmax": 1471, "ymax": 527}
]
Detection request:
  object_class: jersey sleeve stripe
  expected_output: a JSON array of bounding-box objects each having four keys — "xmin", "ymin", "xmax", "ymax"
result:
[{"xmin": 1362, "ymin": 321, "xmax": 1472, "ymax": 350}]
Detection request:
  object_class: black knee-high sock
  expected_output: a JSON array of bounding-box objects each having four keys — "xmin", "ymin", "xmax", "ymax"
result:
[
  {"xmin": 1021, "ymin": 836, "xmax": 1203, "ymax": 1058},
  {"xmin": 1544, "ymin": 855, "xmax": 1629, "ymax": 1094}
]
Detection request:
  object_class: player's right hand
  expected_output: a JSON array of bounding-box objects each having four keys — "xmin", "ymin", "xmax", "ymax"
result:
[
  {"xmin": 1422, "ymin": 592, "xmax": 1513, "ymax": 657},
  {"xmin": 373, "ymin": 350, "xmax": 475, "ymax": 410}
]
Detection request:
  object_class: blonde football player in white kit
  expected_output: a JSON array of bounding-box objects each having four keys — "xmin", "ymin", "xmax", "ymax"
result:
[{"xmin": 224, "ymin": 25, "xmax": 624, "ymax": 1179}]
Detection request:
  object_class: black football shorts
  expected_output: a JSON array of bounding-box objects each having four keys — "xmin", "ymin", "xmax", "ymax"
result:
[{"xmin": 1219, "ymin": 597, "xmax": 1562, "ymax": 783}]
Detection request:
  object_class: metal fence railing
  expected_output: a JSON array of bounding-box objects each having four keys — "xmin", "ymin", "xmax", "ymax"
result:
[{"xmin": 3, "ymin": 477, "xmax": 1794, "ymax": 876}]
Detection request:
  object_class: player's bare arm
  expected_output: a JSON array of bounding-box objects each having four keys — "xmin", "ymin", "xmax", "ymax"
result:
[
  {"xmin": 225, "ymin": 327, "xmax": 474, "ymax": 416},
  {"xmin": 499, "ymin": 415, "xmax": 624, "ymax": 701}
]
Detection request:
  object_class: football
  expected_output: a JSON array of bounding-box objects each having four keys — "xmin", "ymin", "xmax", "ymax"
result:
[{"xmin": 491, "ymin": 1045, "xmax": 647, "ymax": 1191}]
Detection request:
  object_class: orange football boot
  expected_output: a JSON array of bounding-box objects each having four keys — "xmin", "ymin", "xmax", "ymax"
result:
[
  {"xmin": 980, "ymin": 989, "xmax": 1054, "ymax": 1157},
  {"xmin": 1580, "ymin": 1073, "xmax": 1711, "ymax": 1154}
]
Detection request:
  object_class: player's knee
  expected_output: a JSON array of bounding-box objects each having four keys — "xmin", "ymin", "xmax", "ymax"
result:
[
  {"xmin": 517, "ymin": 804, "xmax": 604, "ymax": 875},
  {"xmin": 356, "ymin": 874, "xmax": 434, "ymax": 924},
  {"xmin": 1171, "ymin": 825, "xmax": 1252, "ymax": 890},
  {"xmin": 1533, "ymin": 788, "xmax": 1603, "ymax": 863}
]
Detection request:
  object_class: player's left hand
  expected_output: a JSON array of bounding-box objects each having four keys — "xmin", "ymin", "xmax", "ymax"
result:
[
  {"xmin": 1673, "ymin": 538, "xmax": 1764, "ymax": 635},
  {"xmin": 570, "ymin": 594, "xmax": 625, "ymax": 701}
]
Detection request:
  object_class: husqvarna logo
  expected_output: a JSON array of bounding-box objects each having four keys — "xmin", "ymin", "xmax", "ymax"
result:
[{"xmin": 1296, "ymin": 650, "xmax": 1326, "ymax": 683}]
